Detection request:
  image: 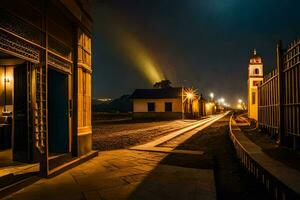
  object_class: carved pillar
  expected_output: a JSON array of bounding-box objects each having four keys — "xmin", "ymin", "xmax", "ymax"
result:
[
  {"xmin": 75, "ymin": 28, "xmax": 92, "ymax": 156},
  {"xmin": 38, "ymin": 0, "xmax": 49, "ymax": 177}
]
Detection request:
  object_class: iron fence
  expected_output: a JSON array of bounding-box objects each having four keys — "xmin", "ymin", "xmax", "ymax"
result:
[
  {"xmin": 258, "ymin": 39, "xmax": 300, "ymax": 148},
  {"xmin": 258, "ymin": 69, "xmax": 279, "ymax": 137}
]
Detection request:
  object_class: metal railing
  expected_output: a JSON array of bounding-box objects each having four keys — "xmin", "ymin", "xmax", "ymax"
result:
[
  {"xmin": 229, "ymin": 115, "xmax": 299, "ymax": 200},
  {"xmin": 258, "ymin": 39, "xmax": 300, "ymax": 148},
  {"xmin": 258, "ymin": 69, "xmax": 279, "ymax": 137}
]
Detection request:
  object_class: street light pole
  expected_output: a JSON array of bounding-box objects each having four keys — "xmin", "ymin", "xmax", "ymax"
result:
[{"xmin": 210, "ymin": 93, "xmax": 214, "ymax": 101}]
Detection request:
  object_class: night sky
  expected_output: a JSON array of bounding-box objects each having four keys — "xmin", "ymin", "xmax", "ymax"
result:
[{"xmin": 91, "ymin": 0, "xmax": 300, "ymax": 104}]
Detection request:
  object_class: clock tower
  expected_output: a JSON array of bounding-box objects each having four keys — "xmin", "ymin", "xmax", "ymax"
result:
[{"xmin": 248, "ymin": 49, "xmax": 263, "ymax": 120}]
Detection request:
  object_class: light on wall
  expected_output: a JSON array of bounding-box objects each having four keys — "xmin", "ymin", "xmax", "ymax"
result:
[{"xmin": 4, "ymin": 76, "xmax": 11, "ymax": 83}]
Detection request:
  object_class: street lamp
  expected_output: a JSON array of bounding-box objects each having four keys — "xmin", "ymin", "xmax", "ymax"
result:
[
  {"xmin": 218, "ymin": 98, "xmax": 225, "ymax": 104},
  {"xmin": 237, "ymin": 99, "xmax": 245, "ymax": 110},
  {"xmin": 210, "ymin": 92, "xmax": 214, "ymax": 100},
  {"xmin": 182, "ymin": 88, "xmax": 197, "ymax": 117},
  {"xmin": 186, "ymin": 91, "xmax": 194, "ymax": 114},
  {"xmin": 187, "ymin": 92, "xmax": 194, "ymax": 100}
]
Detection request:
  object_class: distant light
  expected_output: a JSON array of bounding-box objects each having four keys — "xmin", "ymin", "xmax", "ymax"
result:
[
  {"xmin": 206, "ymin": 102, "xmax": 212, "ymax": 108},
  {"xmin": 97, "ymin": 98, "xmax": 112, "ymax": 102},
  {"xmin": 210, "ymin": 93, "xmax": 214, "ymax": 99},
  {"xmin": 218, "ymin": 98, "xmax": 225, "ymax": 103},
  {"xmin": 238, "ymin": 99, "xmax": 243, "ymax": 103}
]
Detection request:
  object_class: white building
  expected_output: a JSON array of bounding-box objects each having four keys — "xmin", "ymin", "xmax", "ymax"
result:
[{"xmin": 131, "ymin": 87, "xmax": 200, "ymax": 119}]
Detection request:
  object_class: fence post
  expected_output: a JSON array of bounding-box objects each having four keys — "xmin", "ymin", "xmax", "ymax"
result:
[{"xmin": 276, "ymin": 41, "xmax": 285, "ymax": 146}]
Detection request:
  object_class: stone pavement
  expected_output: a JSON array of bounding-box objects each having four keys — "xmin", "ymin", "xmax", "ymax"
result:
[
  {"xmin": 3, "ymin": 150, "xmax": 216, "ymax": 200},
  {"xmin": 2, "ymin": 116, "xmax": 232, "ymax": 200},
  {"xmin": 0, "ymin": 149, "xmax": 38, "ymax": 178}
]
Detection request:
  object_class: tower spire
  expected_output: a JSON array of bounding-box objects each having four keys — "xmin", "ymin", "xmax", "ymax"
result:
[{"xmin": 253, "ymin": 49, "xmax": 257, "ymax": 55}]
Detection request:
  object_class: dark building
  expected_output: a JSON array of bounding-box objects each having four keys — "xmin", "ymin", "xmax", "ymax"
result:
[{"xmin": 0, "ymin": 0, "xmax": 93, "ymax": 177}]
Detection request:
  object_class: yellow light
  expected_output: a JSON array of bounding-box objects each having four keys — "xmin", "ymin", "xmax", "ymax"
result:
[
  {"xmin": 98, "ymin": 10, "xmax": 165, "ymax": 84},
  {"xmin": 3, "ymin": 76, "xmax": 11, "ymax": 83},
  {"xmin": 210, "ymin": 93, "xmax": 214, "ymax": 99},
  {"xmin": 206, "ymin": 102, "xmax": 212, "ymax": 108},
  {"xmin": 238, "ymin": 99, "xmax": 243, "ymax": 103},
  {"xmin": 187, "ymin": 92, "xmax": 194, "ymax": 99},
  {"xmin": 183, "ymin": 88, "xmax": 197, "ymax": 102},
  {"xmin": 218, "ymin": 98, "xmax": 225, "ymax": 103}
]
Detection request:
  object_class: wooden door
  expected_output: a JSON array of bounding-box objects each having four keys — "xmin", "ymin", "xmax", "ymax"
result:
[{"xmin": 13, "ymin": 63, "xmax": 31, "ymax": 162}]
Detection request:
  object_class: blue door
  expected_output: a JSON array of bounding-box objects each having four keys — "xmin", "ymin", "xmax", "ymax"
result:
[{"xmin": 48, "ymin": 68, "xmax": 68, "ymax": 153}]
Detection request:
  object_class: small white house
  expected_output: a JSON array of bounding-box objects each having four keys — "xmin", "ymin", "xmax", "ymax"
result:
[{"xmin": 131, "ymin": 87, "xmax": 199, "ymax": 119}]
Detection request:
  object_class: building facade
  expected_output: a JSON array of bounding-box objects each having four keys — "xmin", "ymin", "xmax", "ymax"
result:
[
  {"xmin": 0, "ymin": 0, "xmax": 93, "ymax": 177},
  {"xmin": 132, "ymin": 87, "xmax": 200, "ymax": 119},
  {"xmin": 248, "ymin": 49, "xmax": 264, "ymax": 120}
]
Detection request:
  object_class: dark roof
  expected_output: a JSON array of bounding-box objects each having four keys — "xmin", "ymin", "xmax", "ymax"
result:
[
  {"xmin": 251, "ymin": 53, "xmax": 262, "ymax": 59},
  {"xmin": 131, "ymin": 87, "xmax": 182, "ymax": 99},
  {"xmin": 250, "ymin": 49, "xmax": 262, "ymax": 60}
]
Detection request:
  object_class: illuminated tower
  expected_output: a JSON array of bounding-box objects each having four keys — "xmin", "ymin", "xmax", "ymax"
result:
[{"xmin": 248, "ymin": 49, "xmax": 263, "ymax": 120}]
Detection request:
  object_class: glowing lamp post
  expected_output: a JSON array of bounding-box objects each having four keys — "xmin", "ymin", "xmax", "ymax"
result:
[
  {"xmin": 237, "ymin": 99, "xmax": 245, "ymax": 110},
  {"xmin": 182, "ymin": 88, "xmax": 197, "ymax": 119},
  {"xmin": 186, "ymin": 92, "xmax": 194, "ymax": 113},
  {"xmin": 218, "ymin": 98, "xmax": 225, "ymax": 104},
  {"xmin": 187, "ymin": 92, "xmax": 194, "ymax": 100},
  {"xmin": 210, "ymin": 92, "xmax": 214, "ymax": 101}
]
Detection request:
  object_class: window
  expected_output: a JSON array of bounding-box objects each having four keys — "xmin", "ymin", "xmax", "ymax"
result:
[
  {"xmin": 254, "ymin": 68, "xmax": 259, "ymax": 74},
  {"xmin": 165, "ymin": 102, "xmax": 172, "ymax": 112},
  {"xmin": 147, "ymin": 102, "xmax": 155, "ymax": 112},
  {"xmin": 253, "ymin": 81, "xmax": 259, "ymax": 86},
  {"xmin": 252, "ymin": 92, "xmax": 256, "ymax": 104}
]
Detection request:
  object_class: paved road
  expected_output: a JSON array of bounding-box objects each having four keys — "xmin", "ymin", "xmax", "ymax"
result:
[
  {"xmin": 3, "ymin": 113, "xmax": 271, "ymax": 200},
  {"xmin": 93, "ymin": 118, "xmax": 205, "ymax": 151},
  {"xmin": 4, "ymin": 115, "xmax": 224, "ymax": 200}
]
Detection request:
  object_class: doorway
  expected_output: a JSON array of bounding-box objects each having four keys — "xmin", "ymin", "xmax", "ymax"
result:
[
  {"xmin": 0, "ymin": 53, "xmax": 38, "ymax": 183},
  {"xmin": 48, "ymin": 68, "xmax": 69, "ymax": 154},
  {"xmin": 0, "ymin": 58, "xmax": 32, "ymax": 164},
  {"xmin": 13, "ymin": 63, "xmax": 32, "ymax": 162}
]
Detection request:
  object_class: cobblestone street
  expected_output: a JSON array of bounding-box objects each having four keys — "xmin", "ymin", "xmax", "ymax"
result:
[
  {"xmin": 3, "ymin": 114, "xmax": 272, "ymax": 200},
  {"xmin": 92, "ymin": 120, "xmax": 200, "ymax": 150}
]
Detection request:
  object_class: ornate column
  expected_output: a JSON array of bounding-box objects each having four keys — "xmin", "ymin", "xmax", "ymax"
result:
[{"xmin": 76, "ymin": 28, "xmax": 92, "ymax": 155}]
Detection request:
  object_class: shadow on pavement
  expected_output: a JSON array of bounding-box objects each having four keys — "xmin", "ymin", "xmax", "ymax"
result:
[{"xmin": 128, "ymin": 116, "xmax": 273, "ymax": 200}]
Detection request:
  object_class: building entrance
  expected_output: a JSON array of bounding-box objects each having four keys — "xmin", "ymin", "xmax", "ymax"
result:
[
  {"xmin": 48, "ymin": 68, "xmax": 69, "ymax": 154},
  {"xmin": 0, "ymin": 52, "xmax": 38, "ymax": 181}
]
